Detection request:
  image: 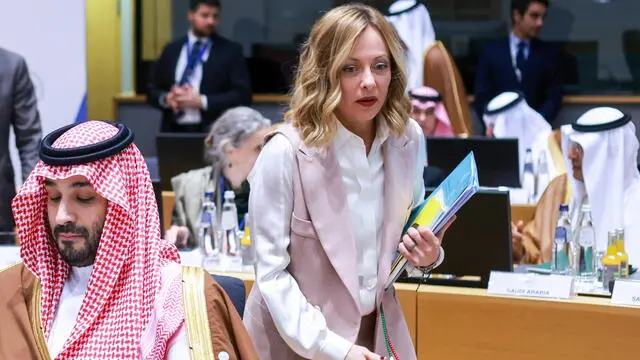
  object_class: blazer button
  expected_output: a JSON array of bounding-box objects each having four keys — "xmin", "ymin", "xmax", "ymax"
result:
[{"xmin": 365, "ymin": 277, "xmax": 377, "ymax": 290}]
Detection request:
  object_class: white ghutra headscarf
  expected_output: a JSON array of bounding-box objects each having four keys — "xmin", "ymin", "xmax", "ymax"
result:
[
  {"xmin": 385, "ymin": 0, "xmax": 435, "ymax": 91},
  {"xmin": 483, "ymin": 91, "xmax": 552, "ymax": 180},
  {"xmin": 561, "ymin": 107, "xmax": 640, "ymax": 260}
]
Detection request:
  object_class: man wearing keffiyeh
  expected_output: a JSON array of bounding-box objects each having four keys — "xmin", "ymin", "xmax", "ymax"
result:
[{"xmin": 0, "ymin": 120, "xmax": 258, "ymax": 359}]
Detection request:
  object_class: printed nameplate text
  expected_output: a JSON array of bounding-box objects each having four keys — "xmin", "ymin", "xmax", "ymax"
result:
[
  {"xmin": 611, "ymin": 280, "xmax": 640, "ymax": 306},
  {"xmin": 487, "ymin": 271, "xmax": 574, "ymax": 299}
]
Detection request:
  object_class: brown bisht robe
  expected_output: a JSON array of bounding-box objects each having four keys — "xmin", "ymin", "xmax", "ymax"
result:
[
  {"xmin": 0, "ymin": 263, "xmax": 259, "ymax": 360},
  {"xmin": 423, "ymin": 41, "xmax": 473, "ymax": 136},
  {"xmin": 514, "ymin": 174, "xmax": 570, "ymax": 264}
]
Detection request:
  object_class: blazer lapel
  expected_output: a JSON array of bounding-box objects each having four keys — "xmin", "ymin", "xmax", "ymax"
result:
[
  {"xmin": 169, "ymin": 36, "xmax": 187, "ymax": 83},
  {"xmin": 376, "ymin": 133, "xmax": 415, "ymax": 304},
  {"xmin": 503, "ymin": 39, "xmax": 520, "ymax": 85},
  {"xmin": 296, "ymin": 145, "xmax": 361, "ymax": 310},
  {"xmin": 521, "ymin": 39, "xmax": 539, "ymax": 88},
  {"xmin": 200, "ymin": 36, "xmax": 220, "ymax": 93}
]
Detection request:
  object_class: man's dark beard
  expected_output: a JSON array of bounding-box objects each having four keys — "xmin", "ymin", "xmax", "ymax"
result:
[
  {"xmin": 53, "ymin": 222, "xmax": 102, "ymax": 267},
  {"xmin": 192, "ymin": 25, "xmax": 215, "ymax": 38}
]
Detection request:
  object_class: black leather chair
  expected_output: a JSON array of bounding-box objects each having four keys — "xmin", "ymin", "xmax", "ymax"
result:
[
  {"xmin": 0, "ymin": 231, "xmax": 16, "ymax": 245},
  {"xmin": 211, "ymin": 274, "xmax": 246, "ymax": 318}
]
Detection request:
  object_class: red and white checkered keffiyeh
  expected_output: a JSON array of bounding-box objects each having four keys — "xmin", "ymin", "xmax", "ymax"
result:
[{"xmin": 12, "ymin": 121, "xmax": 182, "ymax": 359}]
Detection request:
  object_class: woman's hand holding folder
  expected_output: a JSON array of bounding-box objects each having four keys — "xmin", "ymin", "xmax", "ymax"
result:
[{"xmin": 399, "ymin": 216, "xmax": 456, "ymax": 267}]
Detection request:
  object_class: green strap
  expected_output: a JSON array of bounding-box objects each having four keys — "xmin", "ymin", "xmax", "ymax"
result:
[{"xmin": 379, "ymin": 305, "xmax": 393, "ymax": 359}]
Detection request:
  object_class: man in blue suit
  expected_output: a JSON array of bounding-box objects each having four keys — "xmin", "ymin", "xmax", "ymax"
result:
[{"xmin": 474, "ymin": 0, "xmax": 563, "ymax": 132}]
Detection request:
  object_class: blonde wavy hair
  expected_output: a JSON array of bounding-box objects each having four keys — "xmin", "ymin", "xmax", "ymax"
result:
[{"xmin": 285, "ymin": 3, "xmax": 411, "ymax": 147}]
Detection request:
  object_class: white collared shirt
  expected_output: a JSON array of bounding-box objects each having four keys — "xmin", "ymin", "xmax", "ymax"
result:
[
  {"xmin": 47, "ymin": 265, "xmax": 93, "ymax": 358},
  {"xmin": 248, "ymin": 120, "xmax": 431, "ymax": 360},
  {"xmin": 334, "ymin": 121, "xmax": 388, "ymax": 315},
  {"xmin": 509, "ymin": 32, "xmax": 530, "ymax": 81},
  {"xmin": 173, "ymin": 31, "xmax": 212, "ymax": 125}
]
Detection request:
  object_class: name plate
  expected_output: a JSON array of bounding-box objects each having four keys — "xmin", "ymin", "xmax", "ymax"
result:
[
  {"xmin": 487, "ymin": 271, "xmax": 574, "ymax": 299},
  {"xmin": 611, "ymin": 280, "xmax": 640, "ymax": 306}
]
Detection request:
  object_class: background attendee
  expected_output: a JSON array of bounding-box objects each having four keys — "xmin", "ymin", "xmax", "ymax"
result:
[
  {"xmin": 561, "ymin": 108, "xmax": 640, "ymax": 263},
  {"xmin": 513, "ymin": 107, "xmax": 640, "ymax": 265},
  {"xmin": 483, "ymin": 91, "xmax": 552, "ymax": 179},
  {"xmin": 2, "ymin": 120, "xmax": 258, "ymax": 359},
  {"xmin": 147, "ymin": 0, "xmax": 252, "ymax": 133},
  {"xmin": 409, "ymin": 86, "xmax": 454, "ymax": 137},
  {"xmin": 385, "ymin": 0, "xmax": 435, "ymax": 91},
  {"xmin": 423, "ymin": 41, "xmax": 474, "ymax": 136},
  {"xmin": 384, "ymin": 0, "xmax": 473, "ymax": 137},
  {"xmin": 409, "ymin": 86, "xmax": 452, "ymax": 188},
  {"xmin": 385, "ymin": 0, "xmax": 472, "ymax": 136},
  {"xmin": 244, "ymin": 4, "xmax": 452, "ymax": 360},
  {"xmin": 474, "ymin": 0, "xmax": 563, "ymax": 129},
  {"xmin": 0, "ymin": 47, "xmax": 41, "ymax": 236},
  {"xmin": 511, "ymin": 173, "xmax": 570, "ymax": 264},
  {"xmin": 165, "ymin": 106, "xmax": 271, "ymax": 248}
]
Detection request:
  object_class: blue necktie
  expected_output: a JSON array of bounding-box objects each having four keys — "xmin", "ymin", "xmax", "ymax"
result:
[
  {"xmin": 516, "ymin": 41, "xmax": 527, "ymax": 74},
  {"xmin": 179, "ymin": 40, "xmax": 204, "ymax": 86}
]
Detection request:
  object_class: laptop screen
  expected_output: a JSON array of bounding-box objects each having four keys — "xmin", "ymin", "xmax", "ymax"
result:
[
  {"xmin": 401, "ymin": 188, "xmax": 514, "ymax": 288},
  {"xmin": 426, "ymin": 137, "xmax": 520, "ymax": 188}
]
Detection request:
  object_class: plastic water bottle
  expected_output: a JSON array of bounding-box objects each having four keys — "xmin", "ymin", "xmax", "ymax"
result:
[
  {"xmin": 602, "ymin": 231, "xmax": 621, "ymax": 291},
  {"xmin": 536, "ymin": 151, "xmax": 549, "ymax": 201},
  {"xmin": 576, "ymin": 204, "xmax": 596, "ymax": 281},
  {"xmin": 551, "ymin": 204, "xmax": 571, "ymax": 275},
  {"xmin": 199, "ymin": 192, "xmax": 220, "ymax": 267},
  {"xmin": 522, "ymin": 148, "xmax": 535, "ymax": 204},
  {"xmin": 240, "ymin": 213, "xmax": 255, "ymax": 267},
  {"xmin": 221, "ymin": 190, "xmax": 239, "ymax": 257},
  {"xmin": 616, "ymin": 228, "xmax": 629, "ymax": 279}
]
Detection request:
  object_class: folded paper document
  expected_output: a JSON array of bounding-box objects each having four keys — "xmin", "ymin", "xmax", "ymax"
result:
[{"xmin": 385, "ymin": 152, "xmax": 479, "ymax": 290}]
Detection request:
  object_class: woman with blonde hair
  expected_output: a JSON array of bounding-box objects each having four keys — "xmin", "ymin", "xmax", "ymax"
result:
[{"xmin": 244, "ymin": 4, "xmax": 452, "ymax": 360}]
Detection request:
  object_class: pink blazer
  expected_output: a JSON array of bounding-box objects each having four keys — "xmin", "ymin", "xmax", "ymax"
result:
[{"xmin": 244, "ymin": 123, "xmax": 419, "ymax": 360}]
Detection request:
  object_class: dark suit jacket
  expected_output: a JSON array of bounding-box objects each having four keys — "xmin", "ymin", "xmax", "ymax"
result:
[
  {"xmin": 147, "ymin": 34, "xmax": 252, "ymax": 132},
  {"xmin": 0, "ymin": 48, "xmax": 42, "ymax": 230},
  {"xmin": 473, "ymin": 38, "xmax": 563, "ymax": 128}
]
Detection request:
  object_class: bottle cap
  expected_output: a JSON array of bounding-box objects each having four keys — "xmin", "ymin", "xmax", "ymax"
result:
[
  {"xmin": 204, "ymin": 191, "xmax": 215, "ymax": 201},
  {"xmin": 559, "ymin": 204, "xmax": 569, "ymax": 212},
  {"xmin": 224, "ymin": 190, "xmax": 235, "ymax": 200},
  {"xmin": 241, "ymin": 231, "xmax": 251, "ymax": 245}
]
